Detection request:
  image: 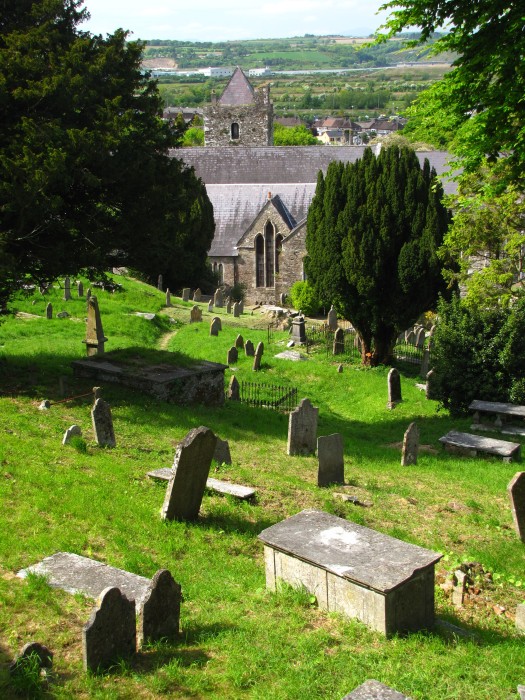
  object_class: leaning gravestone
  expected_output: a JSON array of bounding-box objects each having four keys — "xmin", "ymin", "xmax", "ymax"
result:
[
  {"xmin": 161, "ymin": 426, "xmax": 217, "ymax": 521},
  {"xmin": 227, "ymin": 346, "xmax": 238, "ymax": 365},
  {"xmin": 401, "ymin": 422, "xmax": 419, "ymax": 466},
  {"xmin": 235, "ymin": 334, "xmax": 244, "ymax": 349},
  {"xmin": 227, "ymin": 375, "xmax": 240, "ymax": 401},
  {"xmin": 138, "ymin": 569, "xmax": 182, "ymax": 646},
  {"xmin": 83, "ymin": 296, "xmax": 107, "ymax": 356},
  {"xmin": 287, "ymin": 398, "xmax": 318, "ymax": 456},
  {"xmin": 342, "ymin": 679, "xmax": 412, "ymax": 699},
  {"xmin": 91, "ymin": 398, "xmax": 116, "ymax": 448},
  {"xmin": 46, "ymin": 303, "xmax": 53, "ymax": 320},
  {"xmin": 245, "ymin": 339, "xmax": 255, "ymax": 357},
  {"xmin": 252, "ymin": 341, "xmax": 264, "ymax": 371},
  {"xmin": 210, "ymin": 317, "xmax": 221, "ymax": 336},
  {"xmin": 214, "ymin": 288, "xmax": 223, "ymax": 307},
  {"xmin": 317, "ymin": 433, "xmax": 344, "ymax": 486},
  {"xmin": 387, "ymin": 367, "xmax": 402, "ymax": 408},
  {"xmin": 63, "ymin": 277, "xmax": 71, "ymax": 301},
  {"xmin": 83, "ymin": 587, "xmax": 136, "ymax": 672},
  {"xmin": 214, "ymin": 437, "xmax": 232, "ymax": 465},
  {"xmin": 327, "ymin": 305, "xmax": 338, "ymax": 331},
  {"xmin": 182, "ymin": 288, "xmax": 190, "ymax": 302},
  {"xmin": 193, "ymin": 287, "xmax": 202, "ymax": 302},
  {"xmin": 190, "ymin": 305, "xmax": 202, "ymax": 323},
  {"xmin": 77, "ymin": 281, "xmax": 84, "ymax": 297},
  {"xmin": 62, "ymin": 425, "xmax": 82, "ymax": 446},
  {"xmin": 507, "ymin": 472, "xmax": 525, "ymax": 542},
  {"xmin": 333, "ymin": 327, "xmax": 345, "ymax": 355}
]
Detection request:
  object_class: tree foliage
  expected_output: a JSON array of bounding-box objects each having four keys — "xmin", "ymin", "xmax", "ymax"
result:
[
  {"xmin": 273, "ymin": 123, "xmax": 318, "ymax": 146},
  {"xmin": 305, "ymin": 145, "xmax": 450, "ymax": 364},
  {"xmin": 0, "ymin": 0, "xmax": 214, "ymax": 310}
]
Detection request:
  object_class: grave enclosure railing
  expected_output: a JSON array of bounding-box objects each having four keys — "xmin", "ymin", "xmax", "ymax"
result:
[{"xmin": 239, "ymin": 381, "xmax": 298, "ymax": 413}]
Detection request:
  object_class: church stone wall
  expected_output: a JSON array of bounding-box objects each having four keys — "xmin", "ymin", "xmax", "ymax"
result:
[{"xmin": 204, "ymin": 100, "xmax": 273, "ymax": 147}]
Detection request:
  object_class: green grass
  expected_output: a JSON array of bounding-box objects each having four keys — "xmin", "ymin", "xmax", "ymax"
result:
[{"xmin": 0, "ymin": 275, "xmax": 524, "ymax": 699}]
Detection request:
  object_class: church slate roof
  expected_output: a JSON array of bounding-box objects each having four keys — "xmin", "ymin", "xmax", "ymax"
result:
[{"xmin": 218, "ymin": 67, "xmax": 255, "ymax": 105}]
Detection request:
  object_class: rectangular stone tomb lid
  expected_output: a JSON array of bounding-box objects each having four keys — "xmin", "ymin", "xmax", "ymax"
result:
[
  {"xmin": 258, "ymin": 510, "xmax": 442, "ymax": 593},
  {"xmin": 72, "ymin": 357, "xmax": 227, "ymax": 383},
  {"xmin": 17, "ymin": 552, "xmax": 151, "ymax": 605}
]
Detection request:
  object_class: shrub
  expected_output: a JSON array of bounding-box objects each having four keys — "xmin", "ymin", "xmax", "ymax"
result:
[{"xmin": 289, "ymin": 281, "xmax": 320, "ymax": 316}]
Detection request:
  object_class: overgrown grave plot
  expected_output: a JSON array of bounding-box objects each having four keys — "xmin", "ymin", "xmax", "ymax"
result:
[{"xmin": 1, "ymin": 277, "xmax": 525, "ymax": 698}]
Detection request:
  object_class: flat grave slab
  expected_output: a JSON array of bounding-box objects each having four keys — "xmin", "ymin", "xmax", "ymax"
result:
[
  {"xmin": 342, "ymin": 679, "xmax": 411, "ymax": 699},
  {"xmin": 439, "ymin": 430, "xmax": 521, "ymax": 462},
  {"xmin": 258, "ymin": 509, "xmax": 441, "ymax": 636},
  {"xmin": 148, "ymin": 467, "xmax": 256, "ymax": 500},
  {"xmin": 470, "ymin": 400, "xmax": 525, "ymax": 437},
  {"xmin": 17, "ymin": 552, "xmax": 151, "ymax": 605}
]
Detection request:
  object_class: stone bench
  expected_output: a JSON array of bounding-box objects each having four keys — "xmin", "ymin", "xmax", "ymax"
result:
[
  {"xmin": 439, "ymin": 430, "xmax": 521, "ymax": 462},
  {"xmin": 147, "ymin": 467, "xmax": 256, "ymax": 500},
  {"xmin": 469, "ymin": 400, "xmax": 525, "ymax": 437},
  {"xmin": 258, "ymin": 509, "xmax": 441, "ymax": 636}
]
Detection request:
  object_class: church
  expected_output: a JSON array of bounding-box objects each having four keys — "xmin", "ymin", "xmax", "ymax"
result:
[{"xmin": 175, "ymin": 68, "xmax": 455, "ymax": 305}]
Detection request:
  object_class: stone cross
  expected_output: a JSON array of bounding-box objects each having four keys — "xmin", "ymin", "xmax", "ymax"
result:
[
  {"xmin": 190, "ymin": 305, "xmax": 202, "ymax": 323},
  {"xmin": 91, "ymin": 398, "xmax": 116, "ymax": 448},
  {"xmin": 317, "ymin": 433, "xmax": 344, "ymax": 486},
  {"xmin": 387, "ymin": 368, "xmax": 402, "ymax": 408},
  {"xmin": 233, "ymin": 301, "xmax": 240, "ymax": 317},
  {"xmin": 235, "ymin": 334, "xmax": 244, "ymax": 349},
  {"xmin": 227, "ymin": 376, "xmax": 240, "ymax": 401},
  {"xmin": 214, "ymin": 288, "xmax": 223, "ymax": 307},
  {"xmin": 193, "ymin": 288, "xmax": 202, "ymax": 302},
  {"xmin": 82, "ymin": 587, "xmax": 136, "ymax": 672},
  {"xmin": 165, "ymin": 289, "xmax": 172, "ymax": 307},
  {"xmin": 46, "ymin": 303, "xmax": 53, "ymax": 320},
  {"xmin": 210, "ymin": 317, "xmax": 221, "ymax": 336},
  {"xmin": 327, "ymin": 305, "xmax": 338, "ymax": 331},
  {"xmin": 138, "ymin": 569, "xmax": 182, "ymax": 647},
  {"xmin": 245, "ymin": 340, "xmax": 255, "ymax": 357},
  {"xmin": 508, "ymin": 472, "xmax": 525, "ymax": 542},
  {"xmin": 63, "ymin": 277, "xmax": 71, "ymax": 301},
  {"xmin": 182, "ymin": 288, "xmax": 190, "ymax": 302},
  {"xmin": 161, "ymin": 426, "xmax": 217, "ymax": 521},
  {"xmin": 252, "ymin": 341, "xmax": 264, "ymax": 371},
  {"xmin": 157, "ymin": 274, "xmax": 163, "ymax": 291},
  {"xmin": 207, "ymin": 300, "xmax": 213, "ymax": 313},
  {"xmin": 333, "ymin": 327, "xmax": 345, "ymax": 355},
  {"xmin": 227, "ymin": 346, "xmax": 238, "ymax": 365},
  {"xmin": 401, "ymin": 422, "xmax": 419, "ymax": 466},
  {"xmin": 287, "ymin": 398, "xmax": 318, "ymax": 456},
  {"xmin": 83, "ymin": 296, "xmax": 108, "ymax": 356},
  {"xmin": 77, "ymin": 281, "xmax": 84, "ymax": 297}
]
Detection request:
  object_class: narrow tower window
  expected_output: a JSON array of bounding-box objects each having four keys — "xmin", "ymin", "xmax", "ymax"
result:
[{"xmin": 231, "ymin": 122, "xmax": 240, "ymax": 140}]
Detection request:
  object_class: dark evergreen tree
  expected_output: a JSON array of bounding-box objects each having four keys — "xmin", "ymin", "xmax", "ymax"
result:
[
  {"xmin": 305, "ymin": 145, "xmax": 450, "ymax": 364},
  {"xmin": 0, "ymin": 0, "xmax": 214, "ymax": 310}
]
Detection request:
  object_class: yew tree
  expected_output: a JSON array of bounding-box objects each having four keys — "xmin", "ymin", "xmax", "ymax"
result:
[{"xmin": 305, "ymin": 146, "xmax": 450, "ymax": 365}]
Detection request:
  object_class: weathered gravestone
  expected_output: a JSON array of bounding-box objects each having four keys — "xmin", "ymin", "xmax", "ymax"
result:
[
  {"xmin": 333, "ymin": 327, "xmax": 345, "ymax": 355},
  {"xmin": 387, "ymin": 368, "xmax": 402, "ymax": 409},
  {"xmin": 46, "ymin": 303, "xmax": 53, "ymax": 320},
  {"xmin": 207, "ymin": 300, "xmax": 213, "ymax": 313},
  {"xmin": 182, "ymin": 288, "xmax": 190, "ymax": 302},
  {"xmin": 228, "ymin": 375, "xmax": 240, "ymax": 401},
  {"xmin": 516, "ymin": 603, "xmax": 525, "ymax": 633},
  {"xmin": 63, "ymin": 277, "xmax": 71, "ymax": 301},
  {"xmin": 86, "ymin": 288, "xmax": 91, "ymax": 302},
  {"xmin": 238, "ymin": 299, "xmax": 244, "ymax": 314},
  {"xmin": 193, "ymin": 288, "xmax": 202, "ymax": 302},
  {"xmin": 233, "ymin": 301, "xmax": 240, "ymax": 318},
  {"xmin": 415, "ymin": 327, "xmax": 426, "ymax": 348},
  {"xmin": 227, "ymin": 346, "xmax": 238, "ymax": 365},
  {"xmin": 83, "ymin": 296, "xmax": 107, "ymax": 356},
  {"xmin": 327, "ymin": 305, "xmax": 338, "ymax": 331},
  {"xmin": 210, "ymin": 317, "xmax": 221, "ymax": 336},
  {"xmin": 10, "ymin": 642, "xmax": 53, "ymax": 676},
  {"xmin": 252, "ymin": 341, "xmax": 264, "ymax": 371},
  {"xmin": 62, "ymin": 425, "xmax": 82, "ymax": 446},
  {"xmin": 291, "ymin": 316, "xmax": 306, "ymax": 345},
  {"xmin": 426, "ymin": 369, "xmax": 437, "ymax": 400},
  {"xmin": 138, "ymin": 569, "xmax": 182, "ymax": 646},
  {"xmin": 190, "ymin": 305, "xmax": 202, "ymax": 323},
  {"xmin": 226, "ymin": 297, "xmax": 232, "ymax": 314},
  {"xmin": 342, "ymin": 679, "xmax": 412, "ymax": 700},
  {"xmin": 161, "ymin": 426, "xmax": 217, "ymax": 521},
  {"xmin": 420, "ymin": 347, "xmax": 430, "ymax": 378},
  {"xmin": 401, "ymin": 422, "xmax": 419, "ymax": 466},
  {"xmin": 83, "ymin": 587, "xmax": 136, "ymax": 672},
  {"xmin": 245, "ymin": 339, "xmax": 255, "ymax": 357},
  {"xmin": 157, "ymin": 274, "xmax": 163, "ymax": 291},
  {"xmin": 165, "ymin": 289, "xmax": 172, "ymax": 307},
  {"xmin": 91, "ymin": 398, "xmax": 116, "ymax": 448},
  {"xmin": 317, "ymin": 433, "xmax": 344, "ymax": 487},
  {"xmin": 508, "ymin": 472, "xmax": 525, "ymax": 542},
  {"xmin": 235, "ymin": 334, "xmax": 244, "ymax": 349},
  {"xmin": 337, "ymin": 364, "xmax": 343, "ymax": 374},
  {"xmin": 214, "ymin": 437, "xmax": 232, "ymax": 465},
  {"xmin": 287, "ymin": 398, "xmax": 318, "ymax": 456},
  {"xmin": 77, "ymin": 281, "xmax": 84, "ymax": 297},
  {"xmin": 214, "ymin": 288, "xmax": 223, "ymax": 307}
]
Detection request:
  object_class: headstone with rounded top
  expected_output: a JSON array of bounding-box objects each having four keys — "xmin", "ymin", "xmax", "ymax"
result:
[
  {"xmin": 207, "ymin": 300, "xmax": 213, "ymax": 313},
  {"xmin": 233, "ymin": 301, "xmax": 240, "ymax": 317},
  {"xmin": 10, "ymin": 642, "xmax": 53, "ymax": 676},
  {"xmin": 193, "ymin": 288, "xmax": 202, "ymax": 302},
  {"xmin": 63, "ymin": 277, "xmax": 71, "ymax": 301},
  {"xmin": 182, "ymin": 288, "xmax": 190, "ymax": 302},
  {"xmin": 238, "ymin": 299, "xmax": 244, "ymax": 314},
  {"xmin": 317, "ymin": 433, "xmax": 344, "ymax": 486},
  {"xmin": 235, "ymin": 334, "xmax": 244, "ymax": 349},
  {"xmin": 63, "ymin": 425, "xmax": 82, "ymax": 446},
  {"xmin": 508, "ymin": 472, "xmax": 525, "ymax": 542},
  {"xmin": 327, "ymin": 305, "xmax": 338, "ymax": 331},
  {"xmin": 228, "ymin": 375, "xmax": 240, "ymax": 401},
  {"xmin": 226, "ymin": 298, "xmax": 232, "ymax": 314},
  {"xmin": 415, "ymin": 327, "xmax": 426, "ymax": 348},
  {"xmin": 77, "ymin": 281, "xmax": 84, "ymax": 297},
  {"xmin": 91, "ymin": 398, "xmax": 116, "ymax": 448},
  {"xmin": 387, "ymin": 368, "xmax": 402, "ymax": 409},
  {"xmin": 333, "ymin": 327, "xmax": 345, "ymax": 355},
  {"xmin": 138, "ymin": 569, "xmax": 182, "ymax": 647},
  {"xmin": 245, "ymin": 339, "xmax": 255, "ymax": 357},
  {"xmin": 214, "ymin": 288, "xmax": 223, "ymax": 307},
  {"xmin": 426, "ymin": 369, "xmax": 437, "ymax": 400},
  {"xmin": 252, "ymin": 341, "xmax": 264, "ymax": 371},
  {"xmin": 190, "ymin": 305, "xmax": 202, "ymax": 323},
  {"xmin": 46, "ymin": 303, "xmax": 53, "ymax": 320},
  {"xmin": 210, "ymin": 317, "xmax": 221, "ymax": 336},
  {"xmin": 401, "ymin": 422, "xmax": 419, "ymax": 466},
  {"xmin": 287, "ymin": 398, "xmax": 318, "ymax": 456},
  {"xmin": 227, "ymin": 346, "xmax": 238, "ymax": 365}
]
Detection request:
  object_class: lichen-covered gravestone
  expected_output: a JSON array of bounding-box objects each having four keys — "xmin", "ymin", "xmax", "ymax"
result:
[
  {"xmin": 82, "ymin": 587, "xmax": 136, "ymax": 672},
  {"xmin": 333, "ymin": 327, "xmax": 345, "ymax": 355},
  {"xmin": 401, "ymin": 422, "xmax": 419, "ymax": 466},
  {"xmin": 138, "ymin": 569, "xmax": 182, "ymax": 646},
  {"xmin": 508, "ymin": 472, "xmax": 525, "ymax": 542},
  {"xmin": 387, "ymin": 367, "xmax": 402, "ymax": 409},
  {"xmin": 91, "ymin": 398, "xmax": 116, "ymax": 448},
  {"xmin": 161, "ymin": 426, "xmax": 217, "ymax": 521},
  {"xmin": 252, "ymin": 342, "xmax": 264, "ymax": 371},
  {"xmin": 210, "ymin": 317, "xmax": 221, "ymax": 336},
  {"xmin": 287, "ymin": 398, "xmax": 318, "ymax": 456},
  {"xmin": 190, "ymin": 305, "xmax": 202, "ymax": 323},
  {"xmin": 317, "ymin": 433, "xmax": 344, "ymax": 486},
  {"xmin": 193, "ymin": 288, "xmax": 202, "ymax": 302},
  {"xmin": 227, "ymin": 376, "xmax": 240, "ymax": 401},
  {"xmin": 245, "ymin": 340, "xmax": 255, "ymax": 357},
  {"xmin": 214, "ymin": 288, "xmax": 223, "ymax": 307}
]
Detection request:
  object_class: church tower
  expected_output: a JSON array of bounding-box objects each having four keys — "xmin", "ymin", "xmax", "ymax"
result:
[{"xmin": 204, "ymin": 67, "xmax": 273, "ymax": 147}]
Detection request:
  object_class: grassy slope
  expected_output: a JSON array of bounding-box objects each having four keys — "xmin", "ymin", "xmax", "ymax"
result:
[{"xmin": 0, "ymin": 276, "xmax": 523, "ymax": 699}]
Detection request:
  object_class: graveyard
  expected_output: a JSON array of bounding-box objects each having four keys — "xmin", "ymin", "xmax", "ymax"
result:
[{"xmin": 0, "ymin": 274, "xmax": 524, "ymax": 699}]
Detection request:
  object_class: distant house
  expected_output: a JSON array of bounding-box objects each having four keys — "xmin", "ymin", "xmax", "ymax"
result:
[
  {"xmin": 317, "ymin": 129, "xmax": 346, "ymax": 145},
  {"xmin": 162, "ymin": 107, "xmax": 203, "ymax": 124},
  {"xmin": 275, "ymin": 116, "xmax": 304, "ymax": 127}
]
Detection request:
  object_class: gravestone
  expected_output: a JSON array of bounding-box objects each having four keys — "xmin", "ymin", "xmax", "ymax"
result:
[
  {"xmin": 10, "ymin": 642, "xmax": 53, "ymax": 675},
  {"xmin": 280, "ymin": 293, "xmax": 287, "ymax": 306},
  {"xmin": 227, "ymin": 346, "xmax": 238, "ymax": 365},
  {"xmin": 317, "ymin": 433, "xmax": 344, "ymax": 487},
  {"xmin": 63, "ymin": 425, "xmax": 82, "ymax": 446},
  {"xmin": 287, "ymin": 398, "xmax": 318, "ymax": 456},
  {"xmin": 165, "ymin": 289, "xmax": 172, "ymax": 307},
  {"xmin": 415, "ymin": 327, "xmax": 426, "ymax": 348},
  {"xmin": 157, "ymin": 274, "xmax": 163, "ymax": 291},
  {"xmin": 226, "ymin": 298, "xmax": 232, "ymax": 314},
  {"xmin": 91, "ymin": 398, "xmax": 116, "ymax": 448},
  {"xmin": 228, "ymin": 375, "xmax": 240, "ymax": 401},
  {"xmin": 56, "ymin": 311, "xmax": 70, "ymax": 319},
  {"xmin": 161, "ymin": 426, "xmax": 217, "ymax": 521},
  {"xmin": 337, "ymin": 364, "xmax": 343, "ymax": 373},
  {"xmin": 210, "ymin": 317, "xmax": 221, "ymax": 336},
  {"xmin": 333, "ymin": 327, "xmax": 345, "ymax": 355},
  {"xmin": 426, "ymin": 369, "xmax": 437, "ymax": 400},
  {"xmin": 516, "ymin": 603, "xmax": 525, "ymax": 633},
  {"xmin": 63, "ymin": 277, "xmax": 71, "ymax": 301},
  {"xmin": 77, "ymin": 281, "xmax": 84, "ymax": 297},
  {"xmin": 138, "ymin": 569, "xmax": 182, "ymax": 646},
  {"xmin": 342, "ymin": 680, "xmax": 412, "ymax": 699},
  {"xmin": 291, "ymin": 316, "xmax": 306, "ymax": 345},
  {"xmin": 83, "ymin": 587, "xmax": 136, "ymax": 672},
  {"xmin": 401, "ymin": 422, "xmax": 419, "ymax": 466},
  {"xmin": 235, "ymin": 334, "xmax": 244, "ymax": 349},
  {"xmin": 207, "ymin": 300, "xmax": 213, "ymax": 313},
  {"xmin": 83, "ymin": 296, "xmax": 108, "ymax": 356},
  {"xmin": 46, "ymin": 303, "xmax": 53, "ymax": 320},
  {"xmin": 86, "ymin": 288, "xmax": 91, "ymax": 302},
  {"xmin": 182, "ymin": 288, "xmax": 190, "ymax": 302},
  {"xmin": 211, "ymin": 316, "xmax": 222, "ymax": 331},
  {"xmin": 190, "ymin": 305, "xmax": 202, "ymax": 323},
  {"xmin": 214, "ymin": 437, "xmax": 232, "ymax": 465},
  {"xmin": 214, "ymin": 288, "xmax": 223, "ymax": 307},
  {"xmin": 420, "ymin": 348, "xmax": 430, "ymax": 378},
  {"xmin": 245, "ymin": 339, "xmax": 255, "ymax": 357},
  {"xmin": 238, "ymin": 299, "xmax": 244, "ymax": 314},
  {"xmin": 193, "ymin": 287, "xmax": 202, "ymax": 302},
  {"xmin": 252, "ymin": 341, "xmax": 264, "ymax": 371},
  {"xmin": 507, "ymin": 472, "xmax": 525, "ymax": 542},
  {"xmin": 387, "ymin": 368, "xmax": 402, "ymax": 409},
  {"xmin": 327, "ymin": 305, "xmax": 338, "ymax": 331},
  {"xmin": 233, "ymin": 301, "xmax": 240, "ymax": 317}
]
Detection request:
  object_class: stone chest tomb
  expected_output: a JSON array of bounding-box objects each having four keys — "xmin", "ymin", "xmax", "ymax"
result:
[{"xmin": 258, "ymin": 509, "xmax": 441, "ymax": 636}]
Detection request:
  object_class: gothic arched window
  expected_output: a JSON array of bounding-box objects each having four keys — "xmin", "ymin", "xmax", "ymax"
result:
[
  {"xmin": 265, "ymin": 221, "xmax": 275, "ymax": 287},
  {"xmin": 218, "ymin": 263, "xmax": 224, "ymax": 283},
  {"xmin": 275, "ymin": 234, "xmax": 283, "ymax": 274},
  {"xmin": 231, "ymin": 122, "xmax": 240, "ymax": 140},
  {"xmin": 255, "ymin": 235, "xmax": 264, "ymax": 287}
]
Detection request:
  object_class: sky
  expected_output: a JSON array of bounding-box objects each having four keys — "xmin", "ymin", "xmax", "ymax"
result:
[{"xmin": 80, "ymin": 0, "xmax": 391, "ymax": 43}]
